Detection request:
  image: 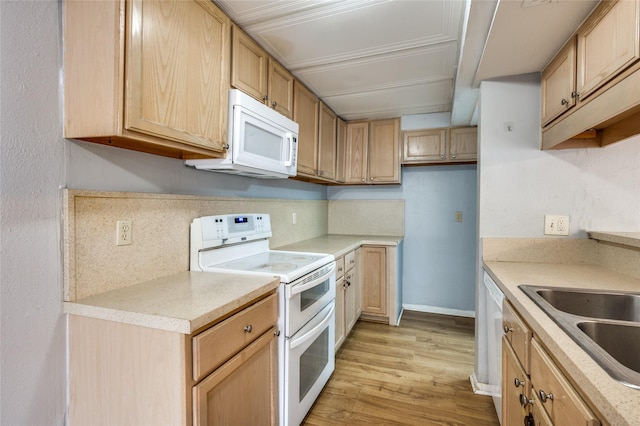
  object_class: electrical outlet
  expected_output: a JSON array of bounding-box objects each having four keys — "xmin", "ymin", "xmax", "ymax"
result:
[
  {"xmin": 455, "ymin": 211, "xmax": 463, "ymax": 222},
  {"xmin": 544, "ymin": 215, "xmax": 569, "ymax": 236},
  {"xmin": 116, "ymin": 220, "xmax": 132, "ymax": 245}
]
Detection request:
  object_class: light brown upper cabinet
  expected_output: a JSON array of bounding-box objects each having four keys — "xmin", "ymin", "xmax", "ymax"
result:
[
  {"xmin": 541, "ymin": 39, "xmax": 577, "ymax": 126},
  {"xmin": 541, "ymin": 0, "xmax": 640, "ymax": 149},
  {"xmin": 402, "ymin": 127, "xmax": 477, "ymax": 165},
  {"xmin": 64, "ymin": 0, "xmax": 230, "ymax": 159},
  {"xmin": 344, "ymin": 119, "xmax": 401, "ymax": 184},
  {"xmin": 293, "ymin": 81, "xmax": 320, "ymax": 178},
  {"xmin": 231, "ymin": 27, "xmax": 294, "ymax": 119},
  {"xmin": 317, "ymin": 103, "xmax": 338, "ymax": 181},
  {"xmin": 335, "ymin": 118, "xmax": 347, "ymax": 183},
  {"xmin": 576, "ymin": 0, "xmax": 640, "ymax": 101}
]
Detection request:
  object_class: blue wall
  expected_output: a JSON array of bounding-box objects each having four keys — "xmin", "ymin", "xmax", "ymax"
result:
[{"xmin": 328, "ymin": 164, "xmax": 478, "ymax": 314}]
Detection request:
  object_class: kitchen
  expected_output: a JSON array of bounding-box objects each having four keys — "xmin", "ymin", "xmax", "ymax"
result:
[{"xmin": 2, "ymin": 1, "xmax": 640, "ymax": 425}]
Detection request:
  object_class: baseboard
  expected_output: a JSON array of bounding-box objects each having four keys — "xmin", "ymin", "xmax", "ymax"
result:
[
  {"xmin": 402, "ymin": 303, "xmax": 475, "ymax": 318},
  {"xmin": 470, "ymin": 373, "xmax": 500, "ymax": 396}
]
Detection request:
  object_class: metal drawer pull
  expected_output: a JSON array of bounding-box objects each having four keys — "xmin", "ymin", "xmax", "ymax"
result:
[
  {"xmin": 514, "ymin": 377, "xmax": 524, "ymax": 388},
  {"xmin": 244, "ymin": 325, "xmax": 253, "ymax": 333},
  {"xmin": 538, "ymin": 390, "xmax": 554, "ymax": 403}
]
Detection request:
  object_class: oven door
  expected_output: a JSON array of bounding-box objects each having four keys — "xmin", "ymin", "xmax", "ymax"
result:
[
  {"xmin": 285, "ymin": 262, "xmax": 336, "ymax": 336},
  {"xmin": 285, "ymin": 301, "xmax": 335, "ymax": 426}
]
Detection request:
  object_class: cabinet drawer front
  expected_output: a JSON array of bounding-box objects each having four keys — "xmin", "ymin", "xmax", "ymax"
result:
[
  {"xmin": 344, "ymin": 250, "xmax": 356, "ymax": 271},
  {"xmin": 530, "ymin": 338, "xmax": 600, "ymax": 426},
  {"xmin": 503, "ymin": 301, "xmax": 531, "ymax": 373},
  {"xmin": 335, "ymin": 256, "xmax": 345, "ymax": 278},
  {"xmin": 193, "ymin": 293, "xmax": 277, "ymax": 382}
]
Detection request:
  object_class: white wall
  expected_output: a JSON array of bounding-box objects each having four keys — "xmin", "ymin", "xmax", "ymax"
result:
[
  {"xmin": 1, "ymin": 2, "xmax": 66, "ymax": 424},
  {"xmin": 328, "ymin": 164, "xmax": 478, "ymax": 314},
  {"xmin": 479, "ymin": 74, "xmax": 640, "ymax": 239}
]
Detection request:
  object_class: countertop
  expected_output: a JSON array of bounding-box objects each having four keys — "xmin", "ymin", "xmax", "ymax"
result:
[
  {"xmin": 64, "ymin": 271, "xmax": 280, "ymax": 334},
  {"xmin": 483, "ymin": 260, "xmax": 640, "ymax": 425},
  {"xmin": 275, "ymin": 234, "xmax": 404, "ymax": 258}
]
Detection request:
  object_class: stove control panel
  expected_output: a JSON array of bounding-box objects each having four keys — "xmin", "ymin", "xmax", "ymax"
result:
[{"xmin": 191, "ymin": 213, "xmax": 272, "ymax": 251}]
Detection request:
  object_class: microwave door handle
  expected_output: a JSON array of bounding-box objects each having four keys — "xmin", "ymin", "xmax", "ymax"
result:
[
  {"xmin": 289, "ymin": 303, "xmax": 335, "ymax": 350},
  {"xmin": 285, "ymin": 133, "xmax": 294, "ymax": 166},
  {"xmin": 288, "ymin": 263, "xmax": 336, "ymax": 297}
]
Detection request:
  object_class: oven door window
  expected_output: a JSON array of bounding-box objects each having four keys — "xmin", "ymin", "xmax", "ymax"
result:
[
  {"xmin": 300, "ymin": 328, "xmax": 329, "ymax": 401},
  {"xmin": 300, "ymin": 278, "xmax": 330, "ymax": 311}
]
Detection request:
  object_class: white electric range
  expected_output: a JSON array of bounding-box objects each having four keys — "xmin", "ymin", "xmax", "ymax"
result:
[{"xmin": 190, "ymin": 213, "xmax": 336, "ymax": 426}]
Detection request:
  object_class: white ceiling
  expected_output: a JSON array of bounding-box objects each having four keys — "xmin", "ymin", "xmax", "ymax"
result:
[{"xmin": 215, "ymin": 0, "xmax": 598, "ymax": 125}]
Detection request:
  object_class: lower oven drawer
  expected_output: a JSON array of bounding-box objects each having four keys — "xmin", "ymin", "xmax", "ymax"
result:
[{"xmin": 193, "ymin": 293, "xmax": 278, "ymax": 382}]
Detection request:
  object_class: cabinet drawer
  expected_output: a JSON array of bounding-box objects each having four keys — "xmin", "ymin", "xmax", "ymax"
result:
[
  {"xmin": 345, "ymin": 250, "xmax": 356, "ymax": 271},
  {"xmin": 192, "ymin": 293, "xmax": 277, "ymax": 382},
  {"xmin": 335, "ymin": 256, "xmax": 345, "ymax": 279},
  {"xmin": 530, "ymin": 338, "xmax": 600, "ymax": 426},
  {"xmin": 503, "ymin": 301, "xmax": 531, "ymax": 373}
]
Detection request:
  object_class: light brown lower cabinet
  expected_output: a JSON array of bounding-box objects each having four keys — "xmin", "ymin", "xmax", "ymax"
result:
[
  {"xmin": 502, "ymin": 300, "xmax": 600, "ymax": 426},
  {"xmin": 335, "ymin": 250, "xmax": 361, "ymax": 352},
  {"xmin": 68, "ymin": 291, "xmax": 278, "ymax": 426},
  {"xmin": 360, "ymin": 245, "xmax": 388, "ymax": 321}
]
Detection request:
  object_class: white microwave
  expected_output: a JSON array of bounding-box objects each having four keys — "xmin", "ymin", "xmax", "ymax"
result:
[{"xmin": 186, "ymin": 89, "xmax": 299, "ymax": 178}]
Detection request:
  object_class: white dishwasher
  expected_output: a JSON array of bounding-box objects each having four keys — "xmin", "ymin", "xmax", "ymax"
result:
[{"xmin": 472, "ymin": 270, "xmax": 504, "ymax": 424}]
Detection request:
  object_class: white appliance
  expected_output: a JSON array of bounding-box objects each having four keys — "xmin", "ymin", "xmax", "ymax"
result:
[
  {"xmin": 472, "ymin": 270, "xmax": 504, "ymax": 424},
  {"xmin": 190, "ymin": 214, "xmax": 336, "ymax": 426},
  {"xmin": 185, "ymin": 89, "xmax": 299, "ymax": 178}
]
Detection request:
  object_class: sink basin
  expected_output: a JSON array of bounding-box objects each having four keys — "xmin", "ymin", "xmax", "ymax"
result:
[
  {"xmin": 519, "ymin": 285, "xmax": 640, "ymax": 389},
  {"xmin": 577, "ymin": 321, "xmax": 640, "ymax": 377},
  {"xmin": 535, "ymin": 288, "xmax": 640, "ymax": 322}
]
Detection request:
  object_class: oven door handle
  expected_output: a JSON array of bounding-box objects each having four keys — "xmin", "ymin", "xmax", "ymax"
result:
[
  {"xmin": 288, "ymin": 263, "xmax": 336, "ymax": 297},
  {"xmin": 289, "ymin": 303, "xmax": 335, "ymax": 350}
]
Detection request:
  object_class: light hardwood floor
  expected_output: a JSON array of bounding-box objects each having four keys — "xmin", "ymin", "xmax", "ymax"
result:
[{"xmin": 302, "ymin": 310, "xmax": 500, "ymax": 425}]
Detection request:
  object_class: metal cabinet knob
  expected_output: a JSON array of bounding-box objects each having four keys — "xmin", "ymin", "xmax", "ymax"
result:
[
  {"xmin": 561, "ymin": 98, "xmax": 569, "ymax": 106},
  {"xmin": 514, "ymin": 377, "xmax": 524, "ymax": 388},
  {"xmin": 503, "ymin": 325, "xmax": 513, "ymax": 334},
  {"xmin": 361, "ymin": 178, "xmax": 366, "ymax": 182},
  {"xmin": 571, "ymin": 91, "xmax": 580, "ymax": 99},
  {"xmin": 440, "ymin": 154, "xmax": 445, "ymax": 160},
  {"xmin": 451, "ymin": 154, "xmax": 456, "ymax": 159},
  {"xmin": 538, "ymin": 390, "xmax": 554, "ymax": 403},
  {"xmin": 223, "ymin": 144, "xmax": 230, "ymax": 150},
  {"xmin": 272, "ymin": 101, "xmax": 278, "ymax": 107},
  {"xmin": 262, "ymin": 95, "xmax": 268, "ymax": 102},
  {"xmin": 519, "ymin": 394, "xmax": 533, "ymax": 408},
  {"xmin": 244, "ymin": 324, "xmax": 253, "ymax": 333}
]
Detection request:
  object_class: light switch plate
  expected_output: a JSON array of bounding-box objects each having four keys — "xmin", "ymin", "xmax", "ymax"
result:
[{"xmin": 544, "ymin": 215, "xmax": 569, "ymax": 236}]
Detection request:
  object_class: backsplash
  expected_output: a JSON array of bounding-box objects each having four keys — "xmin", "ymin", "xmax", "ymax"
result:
[{"xmin": 64, "ymin": 190, "xmax": 328, "ymax": 301}]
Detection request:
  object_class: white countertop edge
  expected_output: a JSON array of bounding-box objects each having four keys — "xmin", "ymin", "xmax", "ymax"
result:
[{"xmin": 64, "ymin": 302, "xmax": 192, "ymax": 334}]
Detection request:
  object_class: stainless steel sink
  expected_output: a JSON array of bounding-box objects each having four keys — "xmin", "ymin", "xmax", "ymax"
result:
[
  {"xmin": 520, "ymin": 285, "xmax": 640, "ymax": 389},
  {"xmin": 535, "ymin": 288, "xmax": 640, "ymax": 322}
]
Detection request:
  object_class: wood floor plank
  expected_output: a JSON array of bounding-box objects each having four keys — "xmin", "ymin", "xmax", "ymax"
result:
[{"xmin": 302, "ymin": 311, "xmax": 500, "ymax": 426}]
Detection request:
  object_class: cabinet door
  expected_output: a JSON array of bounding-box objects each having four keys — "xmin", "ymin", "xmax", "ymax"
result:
[
  {"xmin": 293, "ymin": 81, "xmax": 320, "ymax": 177},
  {"xmin": 354, "ymin": 248, "xmax": 362, "ymax": 318},
  {"xmin": 368, "ymin": 118, "xmax": 400, "ymax": 183},
  {"xmin": 503, "ymin": 300, "xmax": 531, "ymax": 374},
  {"xmin": 335, "ymin": 276, "xmax": 346, "ymax": 351},
  {"xmin": 541, "ymin": 38, "xmax": 577, "ymax": 126},
  {"xmin": 344, "ymin": 122, "xmax": 369, "ymax": 184},
  {"xmin": 502, "ymin": 336, "xmax": 531, "ymax": 426},
  {"xmin": 361, "ymin": 246, "xmax": 388, "ymax": 317},
  {"xmin": 268, "ymin": 59, "xmax": 294, "ymax": 119},
  {"xmin": 231, "ymin": 26, "xmax": 268, "ymax": 102},
  {"xmin": 449, "ymin": 127, "xmax": 477, "ymax": 162},
  {"xmin": 344, "ymin": 270, "xmax": 359, "ymax": 333},
  {"xmin": 530, "ymin": 338, "xmax": 600, "ymax": 426},
  {"xmin": 125, "ymin": 0, "xmax": 229, "ymax": 152},
  {"xmin": 577, "ymin": 0, "xmax": 640, "ymax": 101},
  {"xmin": 402, "ymin": 129, "xmax": 447, "ymax": 163},
  {"xmin": 317, "ymin": 103, "xmax": 337, "ymax": 181},
  {"xmin": 193, "ymin": 328, "xmax": 278, "ymax": 426},
  {"xmin": 335, "ymin": 118, "xmax": 347, "ymax": 183}
]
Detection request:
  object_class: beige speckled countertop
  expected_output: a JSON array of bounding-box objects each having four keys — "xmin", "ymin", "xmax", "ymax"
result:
[
  {"xmin": 275, "ymin": 234, "xmax": 403, "ymax": 258},
  {"xmin": 64, "ymin": 271, "xmax": 280, "ymax": 334},
  {"xmin": 483, "ymin": 260, "xmax": 640, "ymax": 426}
]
